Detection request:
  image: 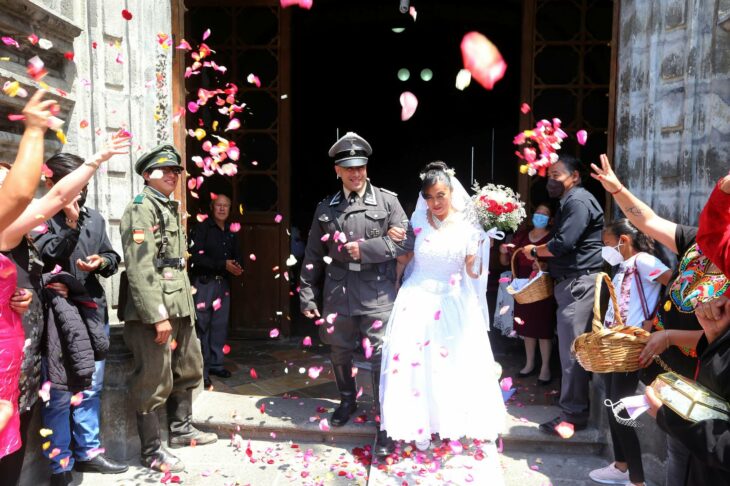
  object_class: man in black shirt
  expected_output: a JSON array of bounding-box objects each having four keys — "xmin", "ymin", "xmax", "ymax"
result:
[
  {"xmin": 188, "ymin": 193, "xmax": 242, "ymax": 388},
  {"xmin": 523, "ymin": 154, "xmax": 604, "ymax": 434}
]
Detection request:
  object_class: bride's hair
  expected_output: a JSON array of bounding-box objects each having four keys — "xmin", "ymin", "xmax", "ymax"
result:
[{"xmin": 420, "ymin": 161, "xmax": 453, "ymax": 192}]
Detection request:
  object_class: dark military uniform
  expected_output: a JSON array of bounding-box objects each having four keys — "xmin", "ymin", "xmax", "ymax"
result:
[
  {"xmin": 299, "ymin": 132, "xmax": 408, "ymax": 454},
  {"xmin": 119, "ymin": 144, "xmax": 214, "ymax": 473},
  {"xmin": 299, "ymin": 182, "xmax": 408, "ymax": 364}
]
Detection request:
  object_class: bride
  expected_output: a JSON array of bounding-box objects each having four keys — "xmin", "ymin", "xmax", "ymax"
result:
[{"xmin": 380, "ymin": 161, "xmax": 506, "ymax": 456}]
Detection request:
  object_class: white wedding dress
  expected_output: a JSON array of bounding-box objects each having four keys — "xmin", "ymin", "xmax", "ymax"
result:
[{"xmin": 379, "ymin": 198, "xmax": 506, "ymax": 444}]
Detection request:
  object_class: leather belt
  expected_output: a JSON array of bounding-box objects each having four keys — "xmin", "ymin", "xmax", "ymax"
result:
[
  {"xmin": 554, "ymin": 269, "xmax": 602, "ymax": 283},
  {"xmin": 329, "ymin": 260, "xmax": 376, "ymax": 272}
]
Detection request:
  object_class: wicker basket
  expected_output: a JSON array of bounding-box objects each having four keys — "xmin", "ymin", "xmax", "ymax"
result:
[
  {"xmin": 506, "ymin": 250, "xmax": 554, "ymax": 304},
  {"xmin": 571, "ymin": 273, "xmax": 651, "ymax": 373}
]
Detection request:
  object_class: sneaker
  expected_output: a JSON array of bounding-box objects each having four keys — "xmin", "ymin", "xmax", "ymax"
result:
[
  {"xmin": 588, "ymin": 462, "xmax": 630, "ymax": 484},
  {"xmin": 415, "ymin": 439, "xmax": 431, "ymax": 451}
]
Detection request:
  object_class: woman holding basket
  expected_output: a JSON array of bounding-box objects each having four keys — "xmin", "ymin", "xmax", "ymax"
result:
[
  {"xmin": 499, "ymin": 203, "xmax": 557, "ymax": 385},
  {"xmin": 591, "ymin": 154, "xmax": 725, "ymax": 486}
]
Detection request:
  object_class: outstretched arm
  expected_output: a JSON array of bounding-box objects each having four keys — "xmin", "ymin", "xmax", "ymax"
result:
[
  {"xmin": 591, "ymin": 154, "xmax": 678, "ymax": 254},
  {"xmin": 0, "ymin": 131, "xmax": 130, "ymax": 250},
  {"xmin": 0, "ymin": 90, "xmax": 56, "ymax": 231}
]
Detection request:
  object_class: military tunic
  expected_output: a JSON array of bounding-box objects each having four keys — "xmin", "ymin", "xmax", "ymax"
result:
[
  {"xmin": 299, "ymin": 182, "xmax": 409, "ymax": 365},
  {"xmin": 120, "ymin": 185, "xmax": 202, "ymax": 412}
]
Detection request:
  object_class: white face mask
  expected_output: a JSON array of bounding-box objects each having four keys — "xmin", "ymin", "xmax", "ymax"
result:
[{"xmin": 601, "ymin": 242, "xmax": 624, "ymax": 266}]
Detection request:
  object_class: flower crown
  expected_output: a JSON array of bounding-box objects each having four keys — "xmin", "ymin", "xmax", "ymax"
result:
[{"xmin": 419, "ymin": 167, "xmax": 456, "ymax": 180}]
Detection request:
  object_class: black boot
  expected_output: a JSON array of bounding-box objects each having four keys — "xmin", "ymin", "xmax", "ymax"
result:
[
  {"xmin": 136, "ymin": 411, "xmax": 184, "ymax": 472},
  {"xmin": 167, "ymin": 390, "xmax": 218, "ymax": 448},
  {"xmin": 330, "ymin": 363, "xmax": 358, "ymax": 427},
  {"xmin": 50, "ymin": 471, "xmax": 73, "ymax": 486},
  {"xmin": 371, "ymin": 367, "xmax": 394, "ymax": 456}
]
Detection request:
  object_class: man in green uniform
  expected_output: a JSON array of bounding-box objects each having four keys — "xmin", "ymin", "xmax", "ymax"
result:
[{"xmin": 119, "ymin": 144, "xmax": 216, "ymax": 473}]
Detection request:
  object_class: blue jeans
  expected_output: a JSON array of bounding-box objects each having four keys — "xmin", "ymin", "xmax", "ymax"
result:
[
  {"xmin": 666, "ymin": 433, "xmax": 691, "ymax": 486},
  {"xmin": 42, "ymin": 326, "xmax": 107, "ymax": 473}
]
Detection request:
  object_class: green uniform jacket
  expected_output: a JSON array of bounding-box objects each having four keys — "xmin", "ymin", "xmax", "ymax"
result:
[{"xmin": 119, "ymin": 185, "xmax": 195, "ymax": 325}]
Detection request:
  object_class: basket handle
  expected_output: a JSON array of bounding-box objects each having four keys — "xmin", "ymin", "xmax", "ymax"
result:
[
  {"xmin": 591, "ymin": 272, "xmax": 624, "ymax": 333},
  {"xmin": 510, "ymin": 247, "xmax": 537, "ymax": 277}
]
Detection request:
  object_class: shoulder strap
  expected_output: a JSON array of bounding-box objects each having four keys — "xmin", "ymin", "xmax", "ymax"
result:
[{"xmin": 146, "ymin": 197, "xmax": 168, "ymax": 260}]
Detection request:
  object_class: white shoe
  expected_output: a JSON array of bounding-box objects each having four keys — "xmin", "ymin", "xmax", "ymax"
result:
[
  {"xmin": 588, "ymin": 462, "xmax": 630, "ymax": 484},
  {"xmin": 415, "ymin": 439, "xmax": 431, "ymax": 451}
]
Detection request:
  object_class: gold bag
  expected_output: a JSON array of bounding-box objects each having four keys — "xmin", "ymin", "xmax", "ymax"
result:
[{"xmin": 651, "ymin": 372, "xmax": 730, "ymax": 422}]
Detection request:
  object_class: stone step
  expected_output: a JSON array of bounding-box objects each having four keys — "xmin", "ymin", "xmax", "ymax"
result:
[
  {"xmin": 192, "ymin": 390, "xmax": 377, "ymax": 444},
  {"xmin": 502, "ymin": 404, "xmax": 607, "ymax": 456},
  {"xmin": 193, "ymin": 391, "xmax": 607, "ymax": 457}
]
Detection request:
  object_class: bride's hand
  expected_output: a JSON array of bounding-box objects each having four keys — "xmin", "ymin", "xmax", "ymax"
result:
[{"xmin": 387, "ymin": 226, "xmax": 406, "ymax": 242}]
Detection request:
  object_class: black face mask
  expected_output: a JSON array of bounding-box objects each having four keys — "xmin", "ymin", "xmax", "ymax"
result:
[{"xmin": 546, "ymin": 178, "xmax": 565, "ymax": 199}]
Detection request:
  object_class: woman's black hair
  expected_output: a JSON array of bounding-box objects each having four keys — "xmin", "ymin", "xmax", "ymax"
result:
[
  {"xmin": 556, "ymin": 153, "xmax": 585, "ymax": 182},
  {"xmin": 420, "ymin": 161, "xmax": 452, "ymax": 193},
  {"xmin": 44, "ymin": 152, "xmax": 84, "ymax": 183},
  {"xmin": 605, "ymin": 218, "xmax": 655, "ymax": 254},
  {"xmin": 533, "ymin": 200, "xmax": 554, "ymax": 216}
]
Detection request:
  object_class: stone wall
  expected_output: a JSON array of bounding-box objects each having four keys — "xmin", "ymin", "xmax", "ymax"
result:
[
  {"xmin": 614, "ymin": 0, "xmax": 730, "ymax": 225},
  {"xmin": 0, "ymin": 1, "xmax": 176, "ymax": 483}
]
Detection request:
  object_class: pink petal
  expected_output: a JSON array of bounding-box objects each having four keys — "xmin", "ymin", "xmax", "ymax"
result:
[
  {"xmin": 1, "ymin": 36, "xmax": 20, "ymax": 48},
  {"xmin": 499, "ymin": 305, "xmax": 511, "ymax": 315},
  {"xmin": 70, "ymin": 392, "xmax": 84, "ymax": 406},
  {"xmin": 449, "ymin": 440, "xmax": 463, "ymax": 454},
  {"xmin": 434, "ymin": 310, "xmax": 441, "ymax": 320},
  {"xmin": 305, "ymin": 263, "xmax": 314, "ymax": 270},
  {"xmin": 250, "ymin": 368, "xmax": 258, "ymax": 379},
  {"xmin": 196, "ymin": 213, "xmax": 208, "ymax": 223},
  {"xmin": 460, "ymin": 31, "xmax": 507, "ymax": 90},
  {"xmin": 498, "ymin": 277, "xmax": 511, "ymax": 283},
  {"xmin": 51, "ymin": 264, "xmax": 62, "ymax": 275},
  {"xmin": 413, "ymin": 227, "xmax": 423, "ymax": 235},
  {"xmin": 326, "ymin": 312, "xmax": 338, "ymax": 324},
  {"xmin": 439, "ymin": 346, "xmax": 449, "ymax": 357},
  {"xmin": 274, "ymin": 214, "xmax": 283, "ymax": 223},
  {"xmin": 249, "ymin": 253, "xmax": 257, "ymax": 261},
  {"xmin": 371, "ymin": 319, "xmax": 383, "ymax": 330},
  {"xmin": 212, "ymin": 298, "xmax": 222, "ymax": 311},
  {"xmin": 247, "ymin": 73, "xmax": 261, "ymax": 87},
  {"xmin": 320, "ymin": 233, "xmax": 331, "ymax": 242},
  {"xmin": 115, "ymin": 53, "xmax": 124, "ymax": 64},
  {"xmin": 187, "ymin": 101, "xmax": 199, "ymax": 113},
  {"xmin": 269, "ymin": 328, "xmax": 280, "ymax": 338},
  {"xmin": 225, "ymin": 118, "xmax": 241, "ymax": 131},
  {"xmin": 362, "ymin": 337, "xmax": 373, "ymax": 359},
  {"xmin": 409, "ymin": 6, "xmax": 417, "ymax": 21},
  {"xmin": 318, "ymin": 418, "xmax": 330, "ymax": 431},
  {"xmin": 649, "ymin": 269, "xmax": 662, "ymax": 277},
  {"xmin": 302, "ymin": 336, "xmax": 312, "ymax": 346},
  {"xmin": 576, "ymin": 129, "xmax": 588, "ymax": 146},
  {"xmin": 308, "ymin": 366, "xmax": 323, "ymax": 379},
  {"xmin": 520, "ymin": 103, "xmax": 531, "ymax": 114},
  {"xmin": 399, "ymin": 91, "xmax": 418, "ymax": 121},
  {"xmin": 514, "ymin": 317, "xmax": 524, "ymax": 325},
  {"xmin": 202, "ymin": 29, "xmax": 211, "ymax": 41},
  {"xmin": 8, "ymin": 114, "xmax": 25, "ymax": 122},
  {"xmin": 500, "ymin": 377, "xmax": 513, "ymax": 391},
  {"xmin": 229, "ymin": 222, "xmax": 241, "ymax": 233},
  {"xmin": 555, "ymin": 421, "xmax": 575, "ymax": 439}
]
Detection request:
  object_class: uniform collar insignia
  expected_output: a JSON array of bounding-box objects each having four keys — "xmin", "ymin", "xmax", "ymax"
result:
[
  {"xmin": 363, "ymin": 183, "xmax": 377, "ymax": 206},
  {"xmin": 144, "ymin": 185, "xmax": 170, "ymax": 202},
  {"xmin": 329, "ymin": 191, "xmax": 343, "ymax": 206}
]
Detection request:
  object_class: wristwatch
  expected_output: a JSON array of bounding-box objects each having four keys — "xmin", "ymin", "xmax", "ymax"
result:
[{"xmin": 530, "ymin": 246, "xmax": 538, "ymax": 258}]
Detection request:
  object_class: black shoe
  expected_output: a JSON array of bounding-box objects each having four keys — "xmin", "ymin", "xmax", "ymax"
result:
[
  {"xmin": 137, "ymin": 410, "xmax": 184, "ymax": 473},
  {"xmin": 74, "ymin": 454, "xmax": 129, "ymax": 474},
  {"xmin": 330, "ymin": 363, "xmax": 358, "ymax": 427},
  {"xmin": 50, "ymin": 472, "xmax": 73, "ymax": 486},
  {"xmin": 167, "ymin": 390, "xmax": 218, "ymax": 449},
  {"xmin": 517, "ymin": 368, "xmax": 537, "ymax": 378},
  {"xmin": 538, "ymin": 416, "xmax": 587, "ymax": 436},
  {"xmin": 203, "ymin": 378, "xmax": 212, "ymax": 389},
  {"xmin": 374, "ymin": 430, "xmax": 395, "ymax": 457},
  {"xmin": 330, "ymin": 397, "xmax": 358, "ymax": 427},
  {"xmin": 209, "ymin": 368, "xmax": 231, "ymax": 378},
  {"xmin": 537, "ymin": 376, "xmax": 552, "ymax": 386}
]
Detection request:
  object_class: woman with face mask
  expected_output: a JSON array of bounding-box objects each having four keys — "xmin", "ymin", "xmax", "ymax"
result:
[
  {"xmin": 588, "ymin": 219, "xmax": 671, "ymax": 486},
  {"xmin": 499, "ymin": 204, "xmax": 557, "ymax": 385}
]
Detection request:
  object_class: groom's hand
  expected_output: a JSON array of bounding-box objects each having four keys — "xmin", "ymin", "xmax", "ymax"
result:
[
  {"xmin": 387, "ymin": 226, "xmax": 406, "ymax": 242},
  {"xmin": 345, "ymin": 242, "xmax": 360, "ymax": 260},
  {"xmin": 303, "ymin": 308, "xmax": 320, "ymax": 319}
]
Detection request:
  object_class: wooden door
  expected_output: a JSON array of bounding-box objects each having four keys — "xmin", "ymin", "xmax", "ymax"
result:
[{"xmin": 181, "ymin": 0, "xmax": 291, "ymax": 338}]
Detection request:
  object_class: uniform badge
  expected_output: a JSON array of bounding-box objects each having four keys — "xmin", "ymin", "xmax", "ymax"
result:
[
  {"xmin": 133, "ymin": 229, "xmax": 145, "ymax": 244},
  {"xmin": 368, "ymin": 228, "xmax": 381, "ymax": 238}
]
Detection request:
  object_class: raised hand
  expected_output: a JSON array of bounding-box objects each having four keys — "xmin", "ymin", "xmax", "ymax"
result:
[
  {"xmin": 95, "ymin": 130, "xmax": 132, "ymax": 164},
  {"xmin": 22, "ymin": 89, "xmax": 58, "ymax": 132},
  {"xmin": 590, "ymin": 154, "xmax": 623, "ymax": 194}
]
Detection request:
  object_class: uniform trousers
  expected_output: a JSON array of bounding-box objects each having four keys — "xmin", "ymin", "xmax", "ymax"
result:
[
  {"xmin": 123, "ymin": 317, "xmax": 203, "ymax": 413},
  {"xmin": 554, "ymin": 273, "xmax": 598, "ymax": 425},
  {"xmin": 193, "ymin": 276, "xmax": 230, "ymax": 380},
  {"xmin": 319, "ymin": 311, "xmax": 391, "ymax": 367}
]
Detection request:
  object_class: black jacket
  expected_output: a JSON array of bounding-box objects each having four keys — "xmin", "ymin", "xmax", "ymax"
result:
[
  {"xmin": 34, "ymin": 206, "xmax": 120, "ymax": 324},
  {"xmin": 42, "ymin": 272, "xmax": 109, "ymax": 392},
  {"xmin": 657, "ymin": 330, "xmax": 730, "ymax": 485}
]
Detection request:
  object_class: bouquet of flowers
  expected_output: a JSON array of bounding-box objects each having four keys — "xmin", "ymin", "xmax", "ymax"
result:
[
  {"xmin": 513, "ymin": 118, "xmax": 568, "ymax": 177},
  {"xmin": 471, "ymin": 182, "xmax": 526, "ymax": 233}
]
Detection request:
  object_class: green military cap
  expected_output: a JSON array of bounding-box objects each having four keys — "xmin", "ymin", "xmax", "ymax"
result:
[{"xmin": 134, "ymin": 144, "xmax": 183, "ymax": 175}]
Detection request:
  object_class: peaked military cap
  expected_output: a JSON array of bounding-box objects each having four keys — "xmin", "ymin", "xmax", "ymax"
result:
[
  {"xmin": 134, "ymin": 144, "xmax": 183, "ymax": 175},
  {"xmin": 328, "ymin": 132, "xmax": 372, "ymax": 167}
]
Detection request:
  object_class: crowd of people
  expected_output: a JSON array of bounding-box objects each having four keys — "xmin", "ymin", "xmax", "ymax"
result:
[{"xmin": 0, "ymin": 90, "xmax": 728, "ymax": 486}]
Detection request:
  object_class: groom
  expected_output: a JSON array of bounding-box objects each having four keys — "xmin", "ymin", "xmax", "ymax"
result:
[{"xmin": 299, "ymin": 131, "xmax": 410, "ymax": 456}]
